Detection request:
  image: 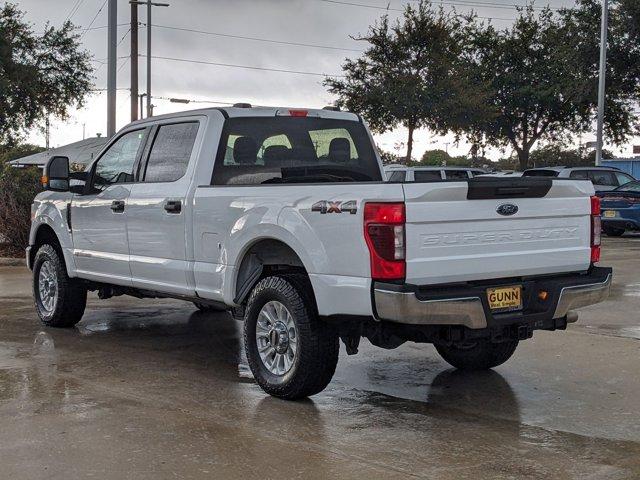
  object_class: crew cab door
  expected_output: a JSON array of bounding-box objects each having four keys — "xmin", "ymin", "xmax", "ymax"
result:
[
  {"xmin": 126, "ymin": 120, "xmax": 202, "ymax": 295},
  {"xmin": 71, "ymin": 128, "xmax": 149, "ymax": 285}
]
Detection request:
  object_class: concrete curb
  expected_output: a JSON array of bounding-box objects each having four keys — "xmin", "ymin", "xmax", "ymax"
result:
[{"xmin": 0, "ymin": 258, "xmax": 24, "ymax": 267}]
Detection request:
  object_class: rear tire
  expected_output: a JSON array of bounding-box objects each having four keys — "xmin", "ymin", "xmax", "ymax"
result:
[
  {"xmin": 603, "ymin": 226, "xmax": 625, "ymax": 237},
  {"xmin": 33, "ymin": 244, "xmax": 87, "ymax": 328},
  {"xmin": 435, "ymin": 339, "xmax": 518, "ymax": 370},
  {"xmin": 243, "ymin": 275, "xmax": 339, "ymax": 399}
]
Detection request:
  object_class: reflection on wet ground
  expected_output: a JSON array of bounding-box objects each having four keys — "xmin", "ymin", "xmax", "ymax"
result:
[{"xmin": 0, "ymin": 234, "xmax": 639, "ymax": 479}]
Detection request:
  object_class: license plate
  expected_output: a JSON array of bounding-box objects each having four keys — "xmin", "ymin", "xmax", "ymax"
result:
[
  {"xmin": 603, "ymin": 210, "xmax": 617, "ymax": 218},
  {"xmin": 487, "ymin": 285, "xmax": 522, "ymax": 312}
]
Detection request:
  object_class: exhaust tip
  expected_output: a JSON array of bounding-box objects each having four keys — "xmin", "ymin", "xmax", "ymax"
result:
[{"xmin": 566, "ymin": 310, "xmax": 579, "ymax": 324}]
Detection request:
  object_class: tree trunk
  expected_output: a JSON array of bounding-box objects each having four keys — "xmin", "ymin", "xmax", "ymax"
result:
[
  {"xmin": 517, "ymin": 146, "xmax": 531, "ymax": 171},
  {"xmin": 405, "ymin": 124, "xmax": 415, "ymax": 164}
]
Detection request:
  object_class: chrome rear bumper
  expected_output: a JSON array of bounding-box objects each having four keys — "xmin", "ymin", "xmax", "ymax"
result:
[
  {"xmin": 374, "ymin": 290, "xmax": 488, "ymax": 329},
  {"xmin": 374, "ymin": 270, "xmax": 612, "ymax": 329},
  {"xmin": 552, "ymin": 274, "xmax": 612, "ymax": 319}
]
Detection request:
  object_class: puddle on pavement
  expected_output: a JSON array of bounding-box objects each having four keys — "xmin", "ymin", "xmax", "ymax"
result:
[{"xmin": 582, "ymin": 324, "xmax": 640, "ymax": 340}]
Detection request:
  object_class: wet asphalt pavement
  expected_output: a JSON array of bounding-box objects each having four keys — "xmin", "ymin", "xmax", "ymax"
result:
[{"xmin": 1, "ymin": 237, "xmax": 639, "ymax": 479}]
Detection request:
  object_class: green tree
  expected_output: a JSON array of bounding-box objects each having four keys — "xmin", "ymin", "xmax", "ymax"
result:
[
  {"xmin": 0, "ymin": 3, "xmax": 93, "ymax": 144},
  {"xmin": 0, "ymin": 143, "xmax": 45, "ymax": 165},
  {"xmin": 325, "ymin": 1, "xmax": 486, "ymax": 164},
  {"xmin": 0, "ymin": 165, "xmax": 42, "ymax": 252},
  {"xmin": 458, "ymin": 4, "xmax": 639, "ymax": 170},
  {"xmin": 420, "ymin": 149, "xmax": 450, "ymax": 166}
]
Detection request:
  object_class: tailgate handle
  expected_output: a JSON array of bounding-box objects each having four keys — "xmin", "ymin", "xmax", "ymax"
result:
[{"xmin": 495, "ymin": 187, "xmax": 528, "ymax": 196}]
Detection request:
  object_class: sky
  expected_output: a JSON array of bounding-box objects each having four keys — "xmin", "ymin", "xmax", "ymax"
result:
[{"xmin": 16, "ymin": 0, "xmax": 639, "ymax": 161}]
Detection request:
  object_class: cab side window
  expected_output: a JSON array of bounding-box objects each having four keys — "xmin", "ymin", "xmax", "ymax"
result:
[
  {"xmin": 93, "ymin": 130, "xmax": 145, "ymax": 191},
  {"xmin": 569, "ymin": 170, "xmax": 589, "ymax": 180},
  {"xmin": 588, "ymin": 170, "xmax": 616, "ymax": 186},
  {"xmin": 614, "ymin": 171, "xmax": 634, "ymax": 187},
  {"xmin": 143, "ymin": 122, "xmax": 199, "ymax": 183},
  {"xmin": 387, "ymin": 170, "xmax": 406, "ymax": 182}
]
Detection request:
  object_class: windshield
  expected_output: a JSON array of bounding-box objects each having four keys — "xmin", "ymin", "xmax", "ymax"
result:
[
  {"xmin": 211, "ymin": 117, "xmax": 382, "ymax": 185},
  {"xmin": 615, "ymin": 180, "xmax": 640, "ymax": 192}
]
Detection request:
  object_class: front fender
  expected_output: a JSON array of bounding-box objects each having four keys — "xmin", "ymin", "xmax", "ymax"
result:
[{"xmin": 30, "ymin": 193, "xmax": 76, "ymax": 275}]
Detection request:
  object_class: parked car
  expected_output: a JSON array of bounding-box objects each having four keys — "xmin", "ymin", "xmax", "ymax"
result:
[
  {"xmin": 28, "ymin": 106, "xmax": 611, "ymax": 399},
  {"xmin": 478, "ymin": 171, "xmax": 523, "ymax": 177},
  {"xmin": 384, "ymin": 165, "xmax": 488, "ymax": 182},
  {"xmin": 598, "ymin": 180, "xmax": 640, "ymax": 236},
  {"xmin": 522, "ymin": 166, "xmax": 635, "ymax": 192}
]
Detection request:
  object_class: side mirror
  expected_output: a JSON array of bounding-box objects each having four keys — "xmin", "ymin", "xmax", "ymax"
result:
[{"xmin": 43, "ymin": 156, "xmax": 70, "ymax": 192}]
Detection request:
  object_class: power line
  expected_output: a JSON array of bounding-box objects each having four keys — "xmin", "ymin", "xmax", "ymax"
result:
[
  {"xmin": 64, "ymin": 0, "xmax": 86, "ymax": 23},
  {"xmin": 316, "ymin": 0, "xmax": 517, "ymax": 20},
  {"xmin": 142, "ymin": 54, "xmax": 346, "ymax": 77},
  {"xmin": 79, "ymin": 0, "xmax": 108, "ymax": 40},
  {"xmin": 73, "ymin": 23, "xmax": 130, "ymax": 31},
  {"xmin": 151, "ymin": 24, "xmax": 363, "ymax": 53}
]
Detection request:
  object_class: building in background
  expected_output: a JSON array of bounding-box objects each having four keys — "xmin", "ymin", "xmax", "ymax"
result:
[
  {"xmin": 8, "ymin": 137, "xmax": 108, "ymax": 170},
  {"xmin": 602, "ymin": 158, "xmax": 640, "ymax": 178}
]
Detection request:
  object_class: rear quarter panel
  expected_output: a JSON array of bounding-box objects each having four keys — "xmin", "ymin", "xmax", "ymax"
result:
[{"xmin": 192, "ymin": 183, "xmax": 404, "ymax": 314}]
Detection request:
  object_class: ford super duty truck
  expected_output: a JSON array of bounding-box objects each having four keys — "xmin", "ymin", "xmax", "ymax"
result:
[{"xmin": 28, "ymin": 106, "xmax": 612, "ymax": 399}]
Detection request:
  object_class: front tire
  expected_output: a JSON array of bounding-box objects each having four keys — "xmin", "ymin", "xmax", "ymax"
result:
[
  {"xmin": 33, "ymin": 244, "xmax": 87, "ymax": 328},
  {"xmin": 435, "ymin": 339, "xmax": 518, "ymax": 370},
  {"xmin": 243, "ymin": 275, "xmax": 339, "ymax": 399}
]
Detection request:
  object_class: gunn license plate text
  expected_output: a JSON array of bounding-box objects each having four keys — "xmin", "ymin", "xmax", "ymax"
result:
[{"xmin": 487, "ymin": 286, "xmax": 522, "ymax": 312}]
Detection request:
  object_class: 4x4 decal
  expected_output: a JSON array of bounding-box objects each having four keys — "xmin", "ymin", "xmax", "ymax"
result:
[{"xmin": 311, "ymin": 200, "xmax": 358, "ymax": 214}]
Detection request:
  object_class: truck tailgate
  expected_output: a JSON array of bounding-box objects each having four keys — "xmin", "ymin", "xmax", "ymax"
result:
[{"xmin": 403, "ymin": 178, "xmax": 594, "ymax": 285}]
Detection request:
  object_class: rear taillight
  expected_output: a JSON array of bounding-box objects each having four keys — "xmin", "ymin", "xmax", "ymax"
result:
[
  {"xmin": 591, "ymin": 196, "xmax": 601, "ymax": 263},
  {"xmin": 364, "ymin": 203, "xmax": 405, "ymax": 280}
]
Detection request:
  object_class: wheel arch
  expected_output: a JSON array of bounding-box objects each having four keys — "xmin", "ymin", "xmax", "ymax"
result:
[
  {"xmin": 30, "ymin": 222, "xmax": 75, "ymax": 275},
  {"xmin": 233, "ymin": 237, "xmax": 312, "ymax": 306}
]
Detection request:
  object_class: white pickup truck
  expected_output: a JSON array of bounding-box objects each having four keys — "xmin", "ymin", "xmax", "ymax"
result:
[{"xmin": 28, "ymin": 105, "xmax": 612, "ymax": 399}]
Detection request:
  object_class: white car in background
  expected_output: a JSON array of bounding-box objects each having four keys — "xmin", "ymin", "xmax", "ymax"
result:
[
  {"xmin": 522, "ymin": 166, "xmax": 635, "ymax": 192},
  {"xmin": 384, "ymin": 165, "xmax": 488, "ymax": 182}
]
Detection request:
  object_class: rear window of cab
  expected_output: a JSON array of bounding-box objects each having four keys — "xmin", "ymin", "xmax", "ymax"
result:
[{"xmin": 212, "ymin": 117, "xmax": 382, "ymax": 185}]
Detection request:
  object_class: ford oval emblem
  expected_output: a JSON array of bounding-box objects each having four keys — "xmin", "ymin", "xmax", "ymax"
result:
[{"xmin": 496, "ymin": 203, "xmax": 518, "ymax": 216}]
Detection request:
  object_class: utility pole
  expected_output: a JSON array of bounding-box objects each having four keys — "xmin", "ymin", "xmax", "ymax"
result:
[
  {"xmin": 130, "ymin": 2, "xmax": 139, "ymax": 122},
  {"xmin": 595, "ymin": 0, "xmax": 608, "ymax": 166},
  {"xmin": 130, "ymin": 1, "xmax": 169, "ymax": 118},
  {"xmin": 107, "ymin": 0, "xmax": 117, "ymax": 137},
  {"xmin": 139, "ymin": 93, "xmax": 146, "ymax": 119},
  {"xmin": 45, "ymin": 115, "xmax": 50, "ymax": 149}
]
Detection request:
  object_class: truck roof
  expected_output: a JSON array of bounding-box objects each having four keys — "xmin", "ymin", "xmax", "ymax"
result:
[{"xmin": 127, "ymin": 106, "xmax": 360, "ymax": 129}]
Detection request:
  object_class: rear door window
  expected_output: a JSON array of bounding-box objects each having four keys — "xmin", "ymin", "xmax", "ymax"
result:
[
  {"xmin": 588, "ymin": 170, "xmax": 617, "ymax": 186},
  {"xmin": 143, "ymin": 122, "xmax": 199, "ymax": 183},
  {"xmin": 212, "ymin": 117, "xmax": 381, "ymax": 185},
  {"xmin": 414, "ymin": 170, "xmax": 443, "ymax": 182},
  {"xmin": 614, "ymin": 171, "xmax": 634, "ymax": 186},
  {"xmin": 569, "ymin": 170, "xmax": 589, "ymax": 180}
]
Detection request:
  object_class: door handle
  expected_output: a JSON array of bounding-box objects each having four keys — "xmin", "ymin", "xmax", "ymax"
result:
[
  {"xmin": 110, "ymin": 200, "xmax": 125, "ymax": 213},
  {"xmin": 164, "ymin": 200, "xmax": 182, "ymax": 214}
]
